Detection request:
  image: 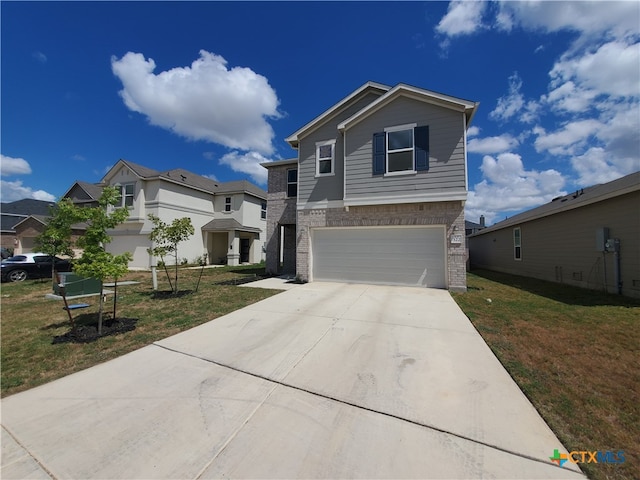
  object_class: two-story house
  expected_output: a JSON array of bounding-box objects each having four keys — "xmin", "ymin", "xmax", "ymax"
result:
[
  {"xmin": 263, "ymin": 82, "xmax": 478, "ymax": 291},
  {"xmin": 66, "ymin": 159, "xmax": 267, "ymax": 269}
]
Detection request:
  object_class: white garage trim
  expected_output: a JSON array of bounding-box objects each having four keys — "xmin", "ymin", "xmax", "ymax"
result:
[{"xmin": 310, "ymin": 225, "xmax": 447, "ymax": 288}]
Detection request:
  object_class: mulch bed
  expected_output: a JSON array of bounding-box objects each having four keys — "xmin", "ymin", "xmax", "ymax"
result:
[{"xmin": 52, "ymin": 317, "xmax": 138, "ymax": 344}]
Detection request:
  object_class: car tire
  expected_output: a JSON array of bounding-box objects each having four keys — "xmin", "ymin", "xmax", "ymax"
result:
[{"xmin": 8, "ymin": 269, "xmax": 28, "ymax": 282}]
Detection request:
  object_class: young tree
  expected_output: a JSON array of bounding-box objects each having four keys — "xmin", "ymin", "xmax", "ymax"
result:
[
  {"xmin": 34, "ymin": 198, "xmax": 85, "ymax": 284},
  {"xmin": 74, "ymin": 186, "xmax": 132, "ymax": 335},
  {"xmin": 147, "ymin": 214, "xmax": 194, "ymax": 295}
]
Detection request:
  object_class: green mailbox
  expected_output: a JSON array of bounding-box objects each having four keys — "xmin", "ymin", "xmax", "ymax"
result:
[{"xmin": 54, "ymin": 273, "xmax": 102, "ymax": 297}]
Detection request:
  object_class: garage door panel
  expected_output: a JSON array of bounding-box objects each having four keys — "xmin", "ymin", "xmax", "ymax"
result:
[{"xmin": 312, "ymin": 227, "xmax": 446, "ymax": 288}]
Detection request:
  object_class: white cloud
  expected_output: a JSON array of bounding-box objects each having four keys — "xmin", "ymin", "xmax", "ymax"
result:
[
  {"xmin": 436, "ymin": 0, "xmax": 487, "ymax": 37},
  {"xmin": 496, "ymin": 1, "xmax": 640, "ymax": 39},
  {"xmin": 466, "ymin": 153, "xmax": 566, "ymax": 224},
  {"xmin": 111, "ymin": 50, "xmax": 281, "ymax": 155},
  {"xmin": 570, "ymin": 147, "xmax": 635, "ymax": 187},
  {"xmin": 1, "ymin": 155, "xmax": 32, "ymax": 176},
  {"xmin": 32, "ymin": 51, "xmax": 47, "ymax": 64},
  {"xmin": 468, "ymin": 134, "xmax": 519, "ymax": 154},
  {"xmin": 1, "ymin": 180, "xmax": 56, "ymax": 202},
  {"xmin": 549, "ymin": 41, "xmax": 640, "ymax": 100},
  {"xmin": 219, "ymin": 151, "xmax": 273, "ymax": 185},
  {"xmin": 466, "ymin": 126, "xmax": 480, "ymax": 137},
  {"xmin": 203, "ymin": 173, "xmax": 218, "ymax": 182},
  {"xmin": 533, "ymin": 119, "xmax": 602, "ymax": 156},
  {"xmin": 489, "ymin": 72, "xmax": 539, "ymax": 123}
]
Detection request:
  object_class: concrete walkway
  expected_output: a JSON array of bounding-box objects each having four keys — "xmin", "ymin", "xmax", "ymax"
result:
[{"xmin": 1, "ymin": 282, "xmax": 585, "ymax": 479}]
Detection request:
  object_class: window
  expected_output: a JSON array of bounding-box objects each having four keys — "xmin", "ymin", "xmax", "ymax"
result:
[
  {"xmin": 287, "ymin": 168, "xmax": 297, "ymax": 198},
  {"xmin": 316, "ymin": 140, "xmax": 335, "ymax": 176},
  {"xmin": 261, "ymin": 201, "xmax": 267, "ymax": 220},
  {"xmin": 225, "ymin": 197, "xmax": 232, "ymax": 212},
  {"xmin": 387, "ymin": 126, "xmax": 414, "ymax": 173},
  {"xmin": 514, "ymin": 227, "xmax": 522, "ymax": 260},
  {"xmin": 117, "ymin": 183, "xmax": 135, "ymax": 208},
  {"xmin": 373, "ymin": 125, "xmax": 429, "ymax": 175}
]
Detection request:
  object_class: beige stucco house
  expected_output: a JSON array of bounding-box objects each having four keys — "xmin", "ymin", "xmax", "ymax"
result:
[
  {"xmin": 468, "ymin": 171, "xmax": 640, "ymax": 298},
  {"xmin": 70, "ymin": 159, "xmax": 267, "ymax": 269},
  {"xmin": 263, "ymin": 81, "xmax": 479, "ymax": 291}
]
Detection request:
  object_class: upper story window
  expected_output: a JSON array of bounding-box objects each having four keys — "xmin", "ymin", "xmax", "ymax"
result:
[
  {"xmin": 316, "ymin": 140, "xmax": 335, "ymax": 176},
  {"xmin": 513, "ymin": 227, "xmax": 522, "ymax": 260},
  {"xmin": 373, "ymin": 124, "xmax": 429, "ymax": 176},
  {"xmin": 287, "ymin": 168, "xmax": 298, "ymax": 198},
  {"xmin": 225, "ymin": 197, "xmax": 232, "ymax": 212},
  {"xmin": 261, "ymin": 201, "xmax": 267, "ymax": 220},
  {"xmin": 117, "ymin": 183, "xmax": 135, "ymax": 208}
]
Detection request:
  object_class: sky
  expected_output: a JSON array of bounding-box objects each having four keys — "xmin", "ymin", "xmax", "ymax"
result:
[{"xmin": 2, "ymin": 1, "xmax": 639, "ymax": 225}]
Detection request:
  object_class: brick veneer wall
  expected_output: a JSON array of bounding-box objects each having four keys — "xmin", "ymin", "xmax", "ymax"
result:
[
  {"xmin": 265, "ymin": 164, "xmax": 297, "ymax": 275},
  {"xmin": 296, "ymin": 201, "xmax": 467, "ymax": 291}
]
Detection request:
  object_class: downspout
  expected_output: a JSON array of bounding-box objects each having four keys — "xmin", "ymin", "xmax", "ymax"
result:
[{"xmin": 613, "ymin": 239, "xmax": 622, "ymax": 295}]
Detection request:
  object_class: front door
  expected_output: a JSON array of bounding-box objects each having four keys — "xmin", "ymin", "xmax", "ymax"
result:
[{"xmin": 240, "ymin": 238, "xmax": 250, "ymax": 263}]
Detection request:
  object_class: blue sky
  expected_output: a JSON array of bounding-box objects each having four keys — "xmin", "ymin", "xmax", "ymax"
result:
[{"xmin": 2, "ymin": 1, "xmax": 639, "ymax": 225}]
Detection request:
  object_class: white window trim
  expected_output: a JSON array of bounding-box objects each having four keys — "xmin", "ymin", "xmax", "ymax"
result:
[
  {"xmin": 513, "ymin": 227, "xmax": 522, "ymax": 261},
  {"xmin": 119, "ymin": 183, "xmax": 135, "ymax": 209},
  {"xmin": 384, "ymin": 123, "xmax": 416, "ymax": 175},
  {"xmin": 224, "ymin": 196, "xmax": 232, "ymax": 213},
  {"xmin": 260, "ymin": 201, "xmax": 267, "ymax": 220},
  {"xmin": 315, "ymin": 139, "xmax": 336, "ymax": 177}
]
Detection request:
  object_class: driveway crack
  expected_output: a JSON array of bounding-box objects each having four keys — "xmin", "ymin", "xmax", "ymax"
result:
[{"xmin": 153, "ymin": 344, "xmax": 581, "ymax": 476}]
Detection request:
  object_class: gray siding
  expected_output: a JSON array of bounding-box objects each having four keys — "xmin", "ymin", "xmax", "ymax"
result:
[
  {"xmin": 469, "ymin": 191, "xmax": 640, "ymax": 298},
  {"xmin": 298, "ymin": 92, "xmax": 383, "ymax": 204},
  {"xmin": 345, "ymin": 97, "xmax": 466, "ymax": 200}
]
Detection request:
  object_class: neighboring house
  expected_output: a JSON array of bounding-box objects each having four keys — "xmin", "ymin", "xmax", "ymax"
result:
[
  {"xmin": 465, "ymin": 216, "xmax": 486, "ymax": 236},
  {"xmin": 263, "ymin": 81, "xmax": 479, "ymax": 291},
  {"xmin": 0, "ymin": 199, "xmax": 57, "ymax": 253},
  {"xmin": 71, "ymin": 159, "xmax": 267, "ymax": 269},
  {"xmin": 63, "ymin": 181, "xmax": 104, "ymax": 208},
  {"xmin": 12, "ymin": 215, "xmax": 87, "ymax": 257},
  {"xmin": 468, "ymin": 171, "xmax": 640, "ymax": 299}
]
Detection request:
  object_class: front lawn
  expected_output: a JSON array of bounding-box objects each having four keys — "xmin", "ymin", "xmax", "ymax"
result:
[
  {"xmin": 1, "ymin": 264, "xmax": 280, "ymax": 398},
  {"xmin": 452, "ymin": 270, "xmax": 639, "ymax": 480}
]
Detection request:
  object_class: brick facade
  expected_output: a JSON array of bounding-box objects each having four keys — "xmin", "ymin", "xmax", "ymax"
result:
[
  {"xmin": 296, "ymin": 201, "xmax": 467, "ymax": 291},
  {"xmin": 264, "ymin": 162, "xmax": 297, "ymax": 275}
]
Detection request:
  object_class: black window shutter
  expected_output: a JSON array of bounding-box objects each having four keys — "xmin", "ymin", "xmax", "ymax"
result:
[
  {"xmin": 372, "ymin": 132, "xmax": 386, "ymax": 175},
  {"xmin": 414, "ymin": 126, "xmax": 429, "ymax": 171}
]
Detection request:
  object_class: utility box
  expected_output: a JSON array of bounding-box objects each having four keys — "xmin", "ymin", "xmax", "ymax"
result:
[
  {"xmin": 596, "ymin": 227, "xmax": 609, "ymax": 252},
  {"xmin": 54, "ymin": 273, "xmax": 102, "ymax": 297}
]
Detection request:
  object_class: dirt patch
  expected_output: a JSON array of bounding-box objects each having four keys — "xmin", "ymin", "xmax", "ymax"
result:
[{"xmin": 52, "ymin": 318, "xmax": 138, "ymax": 344}]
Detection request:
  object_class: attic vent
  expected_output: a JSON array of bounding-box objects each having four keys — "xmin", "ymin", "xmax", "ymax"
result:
[
  {"xmin": 552, "ymin": 196, "xmax": 561, "ymax": 202},
  {"xmin": 181, "ymin": 175, "xmax": 187, "ymax": 181}
]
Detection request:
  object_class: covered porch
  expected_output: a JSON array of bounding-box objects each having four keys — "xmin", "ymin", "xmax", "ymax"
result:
[{"xmin": 202, "ymin": 219, "xmax": 262, "ymax": 266}]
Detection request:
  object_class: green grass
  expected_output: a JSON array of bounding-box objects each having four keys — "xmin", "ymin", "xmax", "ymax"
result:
[
  {"xmin": 2, "ymin": 266, "xmax": 638, "ymax": 479},
  {"xmin": 1, "ymin": 264, "xmax": 279, "ymax": 398},
  {"xmin": 452, "ymin": 270, "xmax": 640, "ymax": 480}
]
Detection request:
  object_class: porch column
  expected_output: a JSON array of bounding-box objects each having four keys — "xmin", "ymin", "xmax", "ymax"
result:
[{"xmin": 227, "ymin": 230, "xmax": 240, "ymax": 266}]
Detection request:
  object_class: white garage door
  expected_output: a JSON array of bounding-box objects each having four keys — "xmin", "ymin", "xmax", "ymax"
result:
[{"xmin": 312, "ymin": 226, "xmax": 446, "ymax": 288}]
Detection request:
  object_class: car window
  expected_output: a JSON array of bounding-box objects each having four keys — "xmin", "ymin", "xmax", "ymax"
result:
[
  {"xmin": 6, "ymin": 256, "xmax": 27, "ymax": 262},
  {"xmin": 34, "ymin": 256, "xmax": 53, "ymax": 263}
]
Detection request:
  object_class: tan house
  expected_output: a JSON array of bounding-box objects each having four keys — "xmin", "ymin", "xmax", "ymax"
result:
[
  {"xmin": 69, "ymin": 159, "xmax": 267, "ymax": 270},
  {"xmin": 1, "ymin": 199, "xmax": 57, "ymax": 254},
  {"xmin": 468, "ymin": 171, "xmax": 640, "ymax": 298},
  {"xmin": 263, "ymin": 81, "xmax": 479, "ymax": 291}
]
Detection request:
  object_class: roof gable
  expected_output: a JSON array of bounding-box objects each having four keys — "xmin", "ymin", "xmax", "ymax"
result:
[
  {"xmin": 285, "ymin": 81, "xmax": 390, "ymax": 148},
  {"xmin": 338, "ymin": 83, "xmax": 479, "ymax": 132}
]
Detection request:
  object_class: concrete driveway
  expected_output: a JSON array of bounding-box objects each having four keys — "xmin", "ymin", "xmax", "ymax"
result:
[{"xmin": 1, "ymin": 282, "xmax": 585, "ymax": 479}]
